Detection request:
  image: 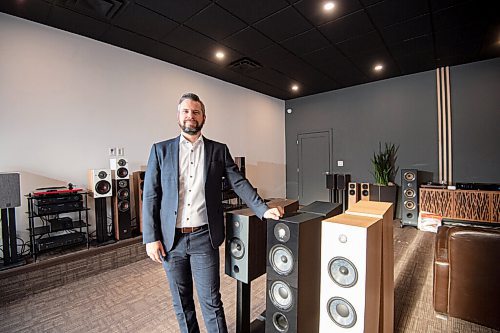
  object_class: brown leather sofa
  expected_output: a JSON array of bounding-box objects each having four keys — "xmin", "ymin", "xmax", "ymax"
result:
[{"xmin": 433, "ymin": 225, "xmax": 500, "ymax": 330}]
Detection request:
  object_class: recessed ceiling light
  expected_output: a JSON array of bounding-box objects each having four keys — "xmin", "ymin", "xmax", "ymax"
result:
[
  {"xmin": 291, "ymin": 85, "xmax": 299, "ymax": 91},
  {"xmin": 215, "ymin": 51, "xmax": 225, "ymax": 59},
  {"xmin": 374, "ymin": 64, "xmax": 384, "ymax": 71},
  {"xmin": 324, "ymin": 2, "xmax": 335, "ymax": 11}
]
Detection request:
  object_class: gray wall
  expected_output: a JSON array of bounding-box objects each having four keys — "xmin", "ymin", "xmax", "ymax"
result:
[
  {"xmin": 285, "ymin": 57, "xmax": 500, "ymax": 204},
  {"xmin": 285, "ymin": 70, "xmax": 438, "ymax": 201},
  {"xmin": 451, "ymin": 59, "xmax": 500, "ymax": 183}
]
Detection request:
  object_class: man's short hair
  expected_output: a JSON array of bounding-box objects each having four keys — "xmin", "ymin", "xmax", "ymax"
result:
[{"xmin": 178, "ymin": 93, "xmax": 205, "ymax": 115}]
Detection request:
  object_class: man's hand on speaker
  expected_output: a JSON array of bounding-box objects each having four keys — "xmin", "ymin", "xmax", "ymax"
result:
[
  {"xmin": 264, "ymin": 206, "xmax": 284, "ymax": 220},
  {"xmin": 146, "ymin": 240, "xmax": 166, "ymax": 263}
]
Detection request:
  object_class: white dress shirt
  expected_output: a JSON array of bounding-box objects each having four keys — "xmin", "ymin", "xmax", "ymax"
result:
[{"xmin": 176, "ymin": 134, "xmax": 208, "ymax": 228}]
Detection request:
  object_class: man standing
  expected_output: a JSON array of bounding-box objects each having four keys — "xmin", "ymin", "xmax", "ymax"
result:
[{"xmin": 142, "ymin": 92, "xmax": 283, "ymax": 333}]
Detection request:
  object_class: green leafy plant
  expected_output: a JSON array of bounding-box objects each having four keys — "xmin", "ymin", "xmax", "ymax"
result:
[{"xmin": 371, "ymin": 142, "xmax": 399, "ymax": 186}]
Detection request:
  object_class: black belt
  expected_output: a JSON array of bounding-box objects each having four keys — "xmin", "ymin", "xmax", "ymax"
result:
[{"xmin": 176, "ymin": 225, "xmax": 207, "ymax": 233}]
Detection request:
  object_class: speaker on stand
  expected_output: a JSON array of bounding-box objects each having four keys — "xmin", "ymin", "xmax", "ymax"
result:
[
  {"xmin": 88, "ymin": 169, "xmax": 113, "ymax": 244},
  {"xmin": 325, "ymin": 173, "xmax": 336, "ymax": 203},
  {"xmin": 110, "ymin": 158, "xmax": 132, "ymax": 240},
  {"xmin": 319, "ymin": 213, "xmax": 383, "ymax": 332},
  {"xmin": 266, "ymin": 212, "xmax": 325, "ymax": 333},
  {"xmin": 225, "ymin": 198, "xmax": 298, "ymax": 333},
  {"xmin": 347, "ymin": 182, "xmax": 360, "ymax": 210},
  {"xmin": 335, "ymin": 174, "xmax": 350, "ymax": 212},
  {"xmin": 0, "ymin": 172, "xmax": 22, "ymax": 269}
]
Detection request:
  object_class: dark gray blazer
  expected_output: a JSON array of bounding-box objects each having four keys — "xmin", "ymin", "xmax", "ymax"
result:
[{"xmin": 142, "ymin": 135, "xmax": 268, "ymax": 252}]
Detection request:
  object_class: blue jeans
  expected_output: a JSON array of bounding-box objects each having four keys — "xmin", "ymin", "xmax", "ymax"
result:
[{"xmin": 162, "ymin": 227, "xmax": 228, "ymax": 333}]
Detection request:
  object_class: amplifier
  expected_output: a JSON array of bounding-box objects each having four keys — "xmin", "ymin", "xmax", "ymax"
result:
[
  {"xmin": 34, "ymin": 194, "xmax": 82, "ymax": 205},
  {"xmin": 49, "ymin": 217, "xmax": 74, "ymax": 232},
  {"xmin": 34, "ymin": 201, "xmax": 83, "ymax": 215},
  {"xmin": 36, "ymin": 232, "xmax": 86, "ymax": 252},
  {"xmin": 455, "ymin": 183, "xmax": 500, "ymax": 191}
]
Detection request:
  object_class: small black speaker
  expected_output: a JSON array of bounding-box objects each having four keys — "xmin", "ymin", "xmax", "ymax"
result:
[
  {"xmin": 326, "ymin": 174, "xmax": 335, "ymax": 190},
  {"xmin": 335, "ymin": 174, "xmax": 350, "ymax": 191},
  {"xmin": 0, "ymin": 173, "xmax": 21, "ymax": 209},
  {"xmin": 266, "ymin": 212, "xmax": 325, "ymax": 333},
  {"xmin": 225, "ymin": 208, "xmax": 267, "ymax": 283}
]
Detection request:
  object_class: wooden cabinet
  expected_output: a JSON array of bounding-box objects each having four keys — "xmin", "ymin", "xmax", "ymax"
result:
[{"xmin": 420, "ymin": 188, "xmax": 500, "ymax": 223}]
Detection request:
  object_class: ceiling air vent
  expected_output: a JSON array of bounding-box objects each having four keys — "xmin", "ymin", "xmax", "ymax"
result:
[
  {"xmin": 58, "ymin": 0, "xmax": 128, "ymax": 20},
  {"xmin": 228, "ymin": 57, "xmax": 262, "ymax": 74}
]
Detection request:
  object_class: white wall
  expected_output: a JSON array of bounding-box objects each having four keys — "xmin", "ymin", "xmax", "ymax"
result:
[{"xmin": 0, "ymin": 13, "xmax": 286, "ymax": 243}]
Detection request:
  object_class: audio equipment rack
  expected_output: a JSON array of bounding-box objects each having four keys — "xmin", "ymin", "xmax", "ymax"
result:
[{"xmin": 27, "ymin": 190, "xmax": 90, "ymax": 261}]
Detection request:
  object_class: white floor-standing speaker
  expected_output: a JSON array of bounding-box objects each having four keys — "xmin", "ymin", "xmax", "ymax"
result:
[
  {"xmin": 346, "ymin": 201, "xmax": 394, "ymax": 333},
  {"xmin": 319, "ymin": 213, "xmax": 383, "ymax": 332}
]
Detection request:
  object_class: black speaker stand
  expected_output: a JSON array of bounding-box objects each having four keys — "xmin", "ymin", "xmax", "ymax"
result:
[
  {"xmin": 1, "ymin": 207, "xmax": 24, "ymax": 270},
  {"xmin": 236, "ymin": 281, "xmax": 265, "ymax": 333}
]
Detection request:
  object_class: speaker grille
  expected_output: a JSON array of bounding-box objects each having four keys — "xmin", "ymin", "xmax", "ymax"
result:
[
  {"xmin": 327, "ymin": 297, "xmax": 357, "ymax": 328},
  {"xmin": 270, "ymin": 245, "xmax": 294, "ymax": 275},
  {"xmin": 270, "ymin": 281, "xmax": 293, "ymax": 310},
  {"xmin": 328, "ymin": 257, "xmax": 358, "ymax": 288}
]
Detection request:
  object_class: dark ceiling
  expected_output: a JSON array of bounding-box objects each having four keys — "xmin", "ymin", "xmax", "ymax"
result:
[{"xmin": 1, "ymin": 0, "xmax": 499, "ymax": 100}]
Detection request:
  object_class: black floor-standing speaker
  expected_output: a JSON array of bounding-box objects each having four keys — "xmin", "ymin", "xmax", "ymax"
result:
[
  {"xmin": 401, "ymin": 169, "xmax": 433, "ymax": 227},
  {"xmin": 266, "ymin": 212, "xmax": 325, "ymax": 333}
]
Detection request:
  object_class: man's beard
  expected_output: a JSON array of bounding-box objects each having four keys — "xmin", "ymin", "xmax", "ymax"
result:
[{"xmin": 179, "ymin": 119, "xmax": 204, "ymax": 135}]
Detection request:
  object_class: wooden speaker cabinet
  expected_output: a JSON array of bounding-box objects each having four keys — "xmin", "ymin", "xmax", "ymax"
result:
[{"xmin": 420, "ymin": 188, "xmax": 500, "ymax": 223}]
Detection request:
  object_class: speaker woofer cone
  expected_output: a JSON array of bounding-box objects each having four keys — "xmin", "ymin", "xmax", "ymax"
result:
[
  {"xmin": 270, "ymin": 281, "xmax": 293, "ymax": 310},
  {"xmin": 404, "ymin": 200, "xmax": 416, "ymax": 210},
  {"xmin": 328, "ymin": 257, "xmax": 358, "ymax": 287},
  {"xmin": 362, "ymin": 190, "xmax": 369, "ymax": 196},
  {"xmin": 117, "ymin": 188, "xmax": 129, "ymax": 200},
  {"xmin": 117, "ymin": 167, "xmax": 128, "ymax": 178},
  {"xmin": 404, "ymin": 188, "xmax": 416, "ymax": 198},
  {"xmin": 272, "ymin": 312, "xmax": 289, "ymax": 332},
  {"xmin": 118, "ymin": 200, "xmax": 129, "ymax": 212},
  {"xmin": 270, "ymin": 245, "xmax": 294, "ymax": 275},
  {"xmin": 404, "ymin": 171, "xmax": 416, "ymax": 182},
  {"xmin": 229, "ymin": 238, "xmax": 245, "ymax": 259},
  {"xmin": 95, "ymin": 180, "xmax": 111, "ymax": 195},
  {"xmin": 327, "ymin": 297, "xmax": 357, "ymax": 328}
]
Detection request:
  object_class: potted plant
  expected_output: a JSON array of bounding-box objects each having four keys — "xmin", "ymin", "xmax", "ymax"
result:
[{"xmin": 371, "ymin": 142, "xmax": 399, "ymax": 213}]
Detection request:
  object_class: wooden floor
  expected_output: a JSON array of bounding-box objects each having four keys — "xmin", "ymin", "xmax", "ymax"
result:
[{"xmin": 0, "ymin": 221, "xmax": 498, "ymax": 333}]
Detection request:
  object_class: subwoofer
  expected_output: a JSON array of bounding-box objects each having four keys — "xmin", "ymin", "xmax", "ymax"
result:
[
  {"xmin": 110, "ymin": 158, "xmax": 131, "ymax": 240},
  {"xmin": 132, "ymin": 171, "xmax": 145, "ymax": 233},
  {"xmin": 401, "ymin": 169, "xmax": 433, "ymax": 227},
  {"xmin": 266, "ymin": 212, "xmax": 324, "ymax": 333},
  {"xmin": 0, "ymin": 172, "xmax": 21, "ymax": 209},
  {"xmin": 348, "ymin": 182, "xmax": 360, "ymax": 209},
  {"xmin": 225, "ymin": 207, "xmax": 267, "ymax": 284},
  {"xmin": 320, "ymin": 213, "xmax": 383, "ymax": 332},
  {"xmin": 87, "ymin": 169, "xmax": 112, "ymax": 198}
]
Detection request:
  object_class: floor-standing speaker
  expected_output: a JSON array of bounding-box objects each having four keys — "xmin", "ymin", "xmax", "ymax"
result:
[
  {"xmin": 88, "ymin": 169, "xmax": 113, "ymax": 243},
  {"xmin": 132, "ymin": 171, "xmax": 145, "ymax": 233},
  {"xmin": 266, "ymin": 212, "xmax": 324, "ymax": 333},
  {"xmin": 319, "ymin": 213, "xmax": 383, "ymax": 332},
  {"xmin": 401, "ymin": 169, "xmax": 433, "ymax": 227},
  {"xmin": 346, "ymin": 201, "xmax": 394, "ymax": 333},
  {"xmin": 110, "ymin": 158, "xmax": 131, "ymax": 240},
  {"xmin": 348, "ymin": 182, "xmax": 360, "ymax": 209}
]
